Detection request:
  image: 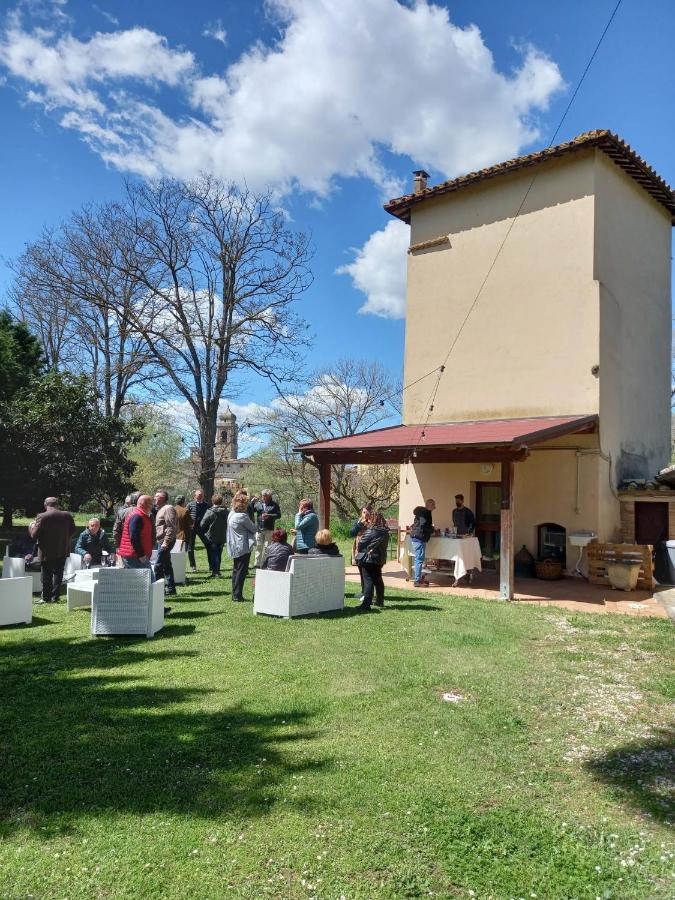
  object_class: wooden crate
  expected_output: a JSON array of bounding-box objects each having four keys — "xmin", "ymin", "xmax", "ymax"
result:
[{"xmin": 587, "ymin": 542, "xmax": 653, "ymax": 590}]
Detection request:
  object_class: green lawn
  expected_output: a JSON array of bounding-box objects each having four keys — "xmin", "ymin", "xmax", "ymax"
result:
[{"xmin": 0, "ymin": 543, "xmax": 673, "ymax": 899}]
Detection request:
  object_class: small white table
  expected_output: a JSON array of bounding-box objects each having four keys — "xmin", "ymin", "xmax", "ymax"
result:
[{"xmin": 401, "ymin": 535, "xmax": 482, "ymax": 584}]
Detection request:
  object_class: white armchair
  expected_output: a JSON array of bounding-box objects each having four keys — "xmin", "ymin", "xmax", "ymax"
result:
[
  {"xmin": 67, "ymin": 568, "xmax": 101, "ymax": 611},
  {"xmin": 2, "ymin": 549, "xmax": 42, "ymax": 594},
  {"xmin": 0, "ymin": 576, "xmax": 32, "ymax": 626},
  {"xmin": 91, "ymin": 568, "xmax": 165, "ymax": 638},
  {"xmin": 254, "ymin": 555, "xmax": 345, "ymax": 618}
]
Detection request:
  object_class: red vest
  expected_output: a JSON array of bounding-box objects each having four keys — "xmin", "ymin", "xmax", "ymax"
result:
[{"xmin": 119, "ymin": 508, "xmax": 153, "ymax": 559}]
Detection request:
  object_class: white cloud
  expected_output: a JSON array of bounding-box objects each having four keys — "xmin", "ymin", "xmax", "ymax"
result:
[
  {"xmin": 202, "ymin": 20, "xmax": 227, "ymax": 46},
  {"xmin": 92, "ymin": 5, "xmax": 119, "ymax": 27},
  {"xmin": 337, "ymin": 220, "xmax": 409, "ymax": 319},
  {"xmin": 0, "ymin": 20, "xmax": 194, "ymax": 116},
  {"xmin": 0, "ymin": 0, "xmax": 563, "ymax": 193}
]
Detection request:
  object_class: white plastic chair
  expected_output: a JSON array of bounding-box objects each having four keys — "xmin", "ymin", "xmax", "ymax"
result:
[
  {"xmin": 0, "ymin": 576, "xmax": 32, "ymax": 626},
  {"xmin": 91, "ymin": 568, "xmax": 165, "ymax": 638},
  {"xmin": 254, "ymin": 555, "xmax": 345, "ymax": 618},
  {"xmin": 170, "ymin": 549, "xmax": 187, "ymax": 585}
]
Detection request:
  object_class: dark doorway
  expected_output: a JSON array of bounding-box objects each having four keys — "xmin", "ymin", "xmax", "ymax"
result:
[
  {"xmin": 635, "ymin": 502, "xmax": 668, "ymax": 546},
  {"xmin": 476, "ymin": 482, "xmax": 500, "ymax": 565},
  {"xmin": 537, "ymin": 522, "xmax": 566, "ymax": 566}
]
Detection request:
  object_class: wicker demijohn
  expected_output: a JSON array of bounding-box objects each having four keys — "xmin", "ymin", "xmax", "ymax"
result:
[{"xmin": 535, "ymin": 558, "xmax": 564, "ymax": 580}]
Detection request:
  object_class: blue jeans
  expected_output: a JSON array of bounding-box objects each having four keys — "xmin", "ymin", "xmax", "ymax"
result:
[
  {"xmin": 410, "ymin": 538, "xmax": 426, "ymax": 583},
  {"xmin": 207, "ymin": 542, "xmax": 223, "ymax": 574},
  {"xmin": 122, "ymin": 556, "xmax": 155, "ymax": 582}
]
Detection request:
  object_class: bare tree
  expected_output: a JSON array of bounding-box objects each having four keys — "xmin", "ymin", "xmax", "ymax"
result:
[
  {"xmin": 9, "ymin": 209, "xmax": 159, "ymax": 416},
  {"xmin": 261, "ymin": 358, "xmax": 401, "ymax": 519},
  {"xmin": 98, "ymin": 176, "xmax": 312, "ymax": 499},
  {"xmin": 10, "ymin": 231, "xmax": 79, "ymax": 371}
]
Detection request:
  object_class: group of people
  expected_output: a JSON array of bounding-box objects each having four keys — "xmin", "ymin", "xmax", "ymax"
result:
[
  {"xmin": 10, "ymin": 487, "xmax": 466, "ymax": 610},
  {"xmin": 408, "ymin": 493, "xmax": 475, "ymax": 587}
]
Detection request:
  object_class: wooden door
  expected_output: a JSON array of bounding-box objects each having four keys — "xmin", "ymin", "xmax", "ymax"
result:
[
  {"xmin": 635, "ymin": 502, "xmax": 668, "ymax": 546},
  {"xmin": 476, "ymin": 482, "xmax": 501, "ymax": 563}
]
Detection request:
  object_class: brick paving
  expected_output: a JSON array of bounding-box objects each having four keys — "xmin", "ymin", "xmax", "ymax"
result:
[{"xmin": 345, "ymin": 562, "xmax": 672, "ymax": 619}]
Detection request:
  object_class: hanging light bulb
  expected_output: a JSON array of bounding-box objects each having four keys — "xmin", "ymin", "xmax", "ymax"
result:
[
  {"xmin": 379, "ymin": 399, "xmax": 385, "ymax": 407},
  {"xmin": 412, "ymin": 449, "xmax": 417, "ymax": 458}
]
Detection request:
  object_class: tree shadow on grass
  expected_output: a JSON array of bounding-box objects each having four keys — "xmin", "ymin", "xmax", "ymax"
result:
[
  {"xmin": 0, "ymin": 635, "xmax": 328, "ymax": 837},
  {"xmin": 585, "ymin": 729, "xmax": 675, "ymax": 823},
  {"xmin": 385, "ymin": 603, "xmax": 443, "ymax": 612},
  {"xmin": 168, "ymin": 610, "xmax": 224, "ymax": 620}
]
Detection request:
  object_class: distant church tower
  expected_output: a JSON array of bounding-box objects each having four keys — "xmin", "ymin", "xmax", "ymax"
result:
[{"xmin": 218, "ymin": 407, "xmax": 238, "ymax": 460}]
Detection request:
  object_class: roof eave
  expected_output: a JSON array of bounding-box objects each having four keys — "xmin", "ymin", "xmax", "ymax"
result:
[{"xmin": 384, "ymin": 131, "xmax": 675, "ymax": 224}]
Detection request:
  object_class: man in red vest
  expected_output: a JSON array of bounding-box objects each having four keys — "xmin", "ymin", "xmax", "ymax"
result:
[{"xmin": 118, "ymin": 495, "xmax": 154, "ymax": 573}]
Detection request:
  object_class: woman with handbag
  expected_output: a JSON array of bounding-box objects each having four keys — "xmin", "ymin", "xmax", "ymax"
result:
[{"xmin": 354, "ymin": 511, "xmax": 390, "ymax": 611}]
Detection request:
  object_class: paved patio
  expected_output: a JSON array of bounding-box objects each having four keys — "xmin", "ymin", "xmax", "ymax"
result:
[{"xmin": 345, "ymin": 562, "xmax": 673, "ymax": 619}]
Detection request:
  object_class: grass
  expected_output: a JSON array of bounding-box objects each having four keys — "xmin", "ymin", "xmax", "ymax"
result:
[{"xmin": 0, "ymin": 540, "xmax": 673, "ymax": 898}]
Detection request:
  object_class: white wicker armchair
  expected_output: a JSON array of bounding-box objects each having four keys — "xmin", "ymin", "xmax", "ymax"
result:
[
  {"xmin": 254, "ymin": 555, "xmax": 345, "ymax": 618},
  {"xmin": 91, "ymin": 568, "xmax": 165, "ymax": 638}
]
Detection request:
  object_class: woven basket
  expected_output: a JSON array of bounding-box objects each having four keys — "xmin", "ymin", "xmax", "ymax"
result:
[{"xmin": 535, "ymin": 558, "xmax": 563, "ymax": 580}]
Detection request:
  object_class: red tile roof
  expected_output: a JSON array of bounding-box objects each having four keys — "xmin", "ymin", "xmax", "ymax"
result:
[
  {"xmin": 296, "ymin": 415, "xmax": 598, "ymax": 457},
  {"xmin": 384, "ymin": 131, "xmax": 675, "ymax": 224}
]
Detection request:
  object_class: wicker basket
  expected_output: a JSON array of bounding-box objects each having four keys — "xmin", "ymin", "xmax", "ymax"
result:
[{"xmin": 535, "ymin": 558, "xmax": 563, "ymax": 580}]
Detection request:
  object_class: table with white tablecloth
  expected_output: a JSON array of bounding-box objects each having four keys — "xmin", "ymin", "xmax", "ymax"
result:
[{"xmin": 400, "ymin": 535, "xmax": 482, "ymax": 583}]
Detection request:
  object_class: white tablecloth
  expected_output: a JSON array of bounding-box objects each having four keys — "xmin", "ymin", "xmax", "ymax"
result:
[{"xmin": 400, "ymin": 535, "xmax": 482, "ymax": 582}]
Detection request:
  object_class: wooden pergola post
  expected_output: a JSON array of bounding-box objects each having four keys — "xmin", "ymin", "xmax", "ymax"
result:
[
  {"xmin": 500, "ymin": 460, "xmax": 515, "ymax": 600},
  {"xmin": 318, "ymin": 461, "xmax": 331, "ymax": 529}
]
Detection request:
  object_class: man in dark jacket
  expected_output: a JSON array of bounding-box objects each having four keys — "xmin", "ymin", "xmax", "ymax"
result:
[
  {"xmin": 8, "ymin": 528, "xmax": 40, "ymax": 570},
  {"xmin": 452, "ymin": 494, "xmax": 476, "ymax": 535},
  {"xmin": 30, "ymin": 497, "xmax": 76, "ymax": 603},
  {"xmin": 200, "ymin": 494, "xmax": 229, "ymax": 576},
  {"xmin": 75, "ymin": 518, "xmax": 114, "ymax": 566},
  {"xmin": 409, "ymin": 498, "xmax": 436, "ymax": 587},
  {"xmin": 187, "ymin": 488, "xmax": 209, "ymax": 572},
  {"xmin": 252, "ymin": 490, "xmax": 281, "ymax": 567}
]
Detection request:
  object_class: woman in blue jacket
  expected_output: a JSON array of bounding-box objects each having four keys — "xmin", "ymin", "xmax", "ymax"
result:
[{"xmin": 291, "ymin": 498, "xmax": 319, "ymax": 553}]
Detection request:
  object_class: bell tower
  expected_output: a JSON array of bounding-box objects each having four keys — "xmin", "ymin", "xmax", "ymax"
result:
[{"xmin": 218, "ymin": 407, "xmax": 238, "ymax": 460}]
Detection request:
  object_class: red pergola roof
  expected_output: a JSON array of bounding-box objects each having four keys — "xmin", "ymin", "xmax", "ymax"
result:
[{"xmin": 295, "ymin": 415, "xmax": 598, "ymax": 463}]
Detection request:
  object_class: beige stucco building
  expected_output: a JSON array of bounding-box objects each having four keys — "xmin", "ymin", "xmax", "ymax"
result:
[
  {"xmin": 297, "ymin": 132, "xmax": 674, "ymax": 595},
  {"xmin": 389, "ymin": 131, "xmax": 674, "ymax": 567}
]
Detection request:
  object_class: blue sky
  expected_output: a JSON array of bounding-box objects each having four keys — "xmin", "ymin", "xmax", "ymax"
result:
[{"xmin": 0, "ymin": 0, "xmax": 673, "ymax": 440}]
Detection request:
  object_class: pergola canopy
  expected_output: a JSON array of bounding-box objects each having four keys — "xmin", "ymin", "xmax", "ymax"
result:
[
  {"xmin": 294, "ymin": 414, "xmax": 598, "ymax": 464},
  {"xmin": 295, "ymin": 414, "xmax": 598, "ymax": 602}
]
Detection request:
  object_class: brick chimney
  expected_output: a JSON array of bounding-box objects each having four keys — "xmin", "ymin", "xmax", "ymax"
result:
[{"xmin": 413, "ymin": 169, "xmax": 429, "ymax": 194}]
